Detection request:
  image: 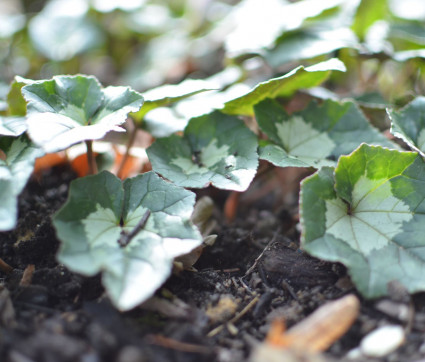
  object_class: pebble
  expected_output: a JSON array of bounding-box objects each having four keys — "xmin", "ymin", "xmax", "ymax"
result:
[{"xmin": 360, "ymin": 325, "xmax": 405, "ymax": 357}]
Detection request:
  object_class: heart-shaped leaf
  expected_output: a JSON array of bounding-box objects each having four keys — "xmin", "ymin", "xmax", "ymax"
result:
[
  {"xmin": 0, "ymin": 136, "xmax": 43, "ymax": 231},
  {"xmin": 300, "ymin": 144, "xmax": 425, "ymax": 298},
  {"xmin": 255, "ymin": 98, "xmax": 396, "ymax": 168},
  {"xmin": 389, "ymin": 96, "xmax": 425, "ymax": 155},
  {"xmin": 53, "ymin": 171, "xmax": 202, "ymax": 311},
  {"xmin": 221, "ymin": 58, "xmax": 346, "ymax": 116},
  {"xmin": 22, "ymin": 75, "xmax": 144, "ymax": 153},
  {"xmin": 147, "ymin": 111, "xmax": 258, "ymax": 191}
]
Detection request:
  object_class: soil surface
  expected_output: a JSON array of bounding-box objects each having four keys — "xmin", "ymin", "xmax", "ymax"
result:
[{"xmin": 1, "ymin": 166, "xmax": 425, "ymax": 362}]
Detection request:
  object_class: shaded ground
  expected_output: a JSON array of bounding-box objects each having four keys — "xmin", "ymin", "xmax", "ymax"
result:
[{"xmin": 1, "ymin": 166, "xmax": 425, "ymax": 362}]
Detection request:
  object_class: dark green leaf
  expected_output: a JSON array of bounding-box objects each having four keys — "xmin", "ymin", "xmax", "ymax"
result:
[{"xmin": 147, "ymin": 111, "xmax": 258, "ymax": 191}]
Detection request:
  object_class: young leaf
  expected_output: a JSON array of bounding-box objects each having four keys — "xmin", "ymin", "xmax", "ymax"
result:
[
  {"xmin": 255, "ymin": 98, "xmax": 396, "ymax": 168},
  {"xmin": 22, "ymin": 75, "xmax": 144, "ymax": 153},
  {"xmin": 388, "ymin": 96, "xmax": 425, "ymax": 155},
  {"xmin": 131, "ymin": 79, "xmax": 216, "ymax": 124},
  {"xmin": 147, "ymin": 111, "xmax": 258, "ymax": 191},
  {"xmin": 222, "ymin": 58, "xmax": 346, "ymax": 116},
  {"xmin": 0, "ymin": 136, "xmax": 43, "ymax": 231},
  {"xmin": 7, "ymin": 76, "xmax": 30, "ymax": 117},
  {"xmin": 53, "ymin": 171, "xmax": 202, "ymax": 311},
  {"xmin": 300, "ymin": 144, "xmax": 425, "ymax": 298}
]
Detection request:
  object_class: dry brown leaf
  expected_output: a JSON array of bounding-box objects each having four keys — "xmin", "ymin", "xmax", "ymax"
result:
[{"xmin": 266, "ymin": 294, "xmax": 360, "ymax": 353}]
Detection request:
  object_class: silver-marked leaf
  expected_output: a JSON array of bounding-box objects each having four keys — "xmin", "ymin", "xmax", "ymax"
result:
[
  {"xmin": 389, "ymin": 96, "xmax": 425, "ymax": 156},
  {"xmin": 0, "ymin": 136, "xmax": 43, "ymax": 231},
  {"xmin": 222, "ymin": 58, "xmax": 346, "ymax": 116},
  {"xmin": 28, "ymin": 0, "xmax": 104, "ymax": 61},
  {"xmin": 22, "ymin": 75, "xmax": 144, "ymax": 153},
  {"xmin": 53, "ymin": 171, "xmax": 202, "ymax": 311},
  {"xmin": 300, "ymin": 144, "xmax": 425, "ymax": 298},
  {"xmin": 147, "ymin": 111, "xmax": 258, "ymax": 191},
  {"xmin": 131, "ymin": 79, "xmax": 216, "ymax": 124},
  {"xmin": 255, "ymin": 98, "xmax": 396, "ymax": 168},
  {"xmin": 0, "ymin": 117, "xmax": 26, "ymax": 137}
]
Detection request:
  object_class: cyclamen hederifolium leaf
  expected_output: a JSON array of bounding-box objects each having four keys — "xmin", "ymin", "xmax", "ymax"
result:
[
  {"xmin": 22, "ymin": 75, "xmax": 144, "ymax": 153},
  {"xmin": 255, "ymin": 98, "xmax": 397, "ymax": 168},
  {"xmin": 53, "ymin": 171, "xmax": 202, "ymax": 311},
  {"xmin": 0, "ymin": 136, "xmax": 43, "ymax": 231},
  {"xmin": 389, "ymin": 96, "xmax": 425, "ymax": 156},
  {"xmin": 300, "ymin": 144, "xmax": 425, "ymax": 298},
  {"xmin": 146, "ymin": 111, "xmax": 258, "ymax": 191},
  {"xmin": 221, "ymin": 58, "xmax": 346, "ymax": 116}
]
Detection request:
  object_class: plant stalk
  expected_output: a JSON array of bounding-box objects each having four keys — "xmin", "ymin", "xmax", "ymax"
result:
[
  {"xmin": 117, "ymin": 118, "xmax": 137, "ymax": 179},
  {"xmin": 85, "ymin": 140, "xmax": 98, "ymax": 175}
]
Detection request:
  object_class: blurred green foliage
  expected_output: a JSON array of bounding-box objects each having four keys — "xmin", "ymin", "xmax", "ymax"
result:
[{"xmin": 0, "ymin": 0, "xmax": 424, "ymax": 105}]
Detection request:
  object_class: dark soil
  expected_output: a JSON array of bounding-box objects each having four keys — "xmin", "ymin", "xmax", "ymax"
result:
[{"xmin": 1, "ymin": 166, "xmax": 425, "ymax": 362}]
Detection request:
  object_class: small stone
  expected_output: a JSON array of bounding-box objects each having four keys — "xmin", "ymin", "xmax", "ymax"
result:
[{"xmin": 360, "ymin": 325, "xmax": 405, "ymax": 358}]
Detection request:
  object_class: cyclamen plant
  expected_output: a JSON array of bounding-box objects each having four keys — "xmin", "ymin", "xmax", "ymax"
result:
[{"xmin": 2, "ymin": 58, "xmax": 425, "ymax": 310}]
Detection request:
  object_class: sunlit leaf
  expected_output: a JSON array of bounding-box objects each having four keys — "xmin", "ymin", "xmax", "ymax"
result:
[
  {"xmin": 266, "ymin": 28, "xmax": 357, "ymax": 68},
  {"xmin": 54, "ymin": 170, "xmax": 202, "ymax": 311},
  {"xmin": 147, "ymin": 111, "xmax": 258, "ymax": 191},
  {"xmin": 301, "ymin": 144, "xmax": 425, "ymax": 298},
  {"xmin": 389, "ymin": 96, "xmax": 425, "ymax": 155},
  {"xmin": 255, "ymin": 98, "xmax": 396, "ymax": 168},
  {"xmin": 222, "ymin": 58, "xmax": 346, "ymax": 116},
  {"xmin": 0, "ymin": 136, "xmax": 43, "ymax": 231},
  {"xmin": 22, "ymin": 75, "xmax": 144, "ymax": 153},
  {"xmin": 28, "ymin": 0, "xmax": 104, "ymax": 61}
]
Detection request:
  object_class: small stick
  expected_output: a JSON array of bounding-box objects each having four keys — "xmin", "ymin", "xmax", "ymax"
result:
[
  {"xmin": 244, "ymin": 227, "xmax": 281, "ymax": 277},
  {"xmin": 207, "ymin": 295, "xmax": 260, "ymax": 337},
  {"xmin": 148, "ymin": 334, "xmax": 211, "ymax": 354},
  {"xmin": 85, "ymin": 140, "xmax": 98, "ymax": 175},
  {"xmin": 117, "ymin": 119, "xmax": 137, "ymax": 179},
  {"xmin": 118, "ymin": 210, "xmax": 151, "ymax": 247},
  {"xmin": 20, "ymin": 264, "xmax": 35, "ymax": 286},
  {"xmin": 0, "ymin": 258, "xmax": 13, "ymax": 274}
]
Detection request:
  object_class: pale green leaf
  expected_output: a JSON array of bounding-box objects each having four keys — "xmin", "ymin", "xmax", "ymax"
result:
[
  {"xmin": 300, "ymin": 144, "xmax": 425, "ymax": 298},
  {"xmin": 53, "ymin": 171, "xmax": 202, "ymax": 311},
  {"xmin": 0, "ymin": 116, "xmax": 26, "ymax": 137},
  {"xmin": 266, "ymin": 28, "xmax": 357, "ymax": 68},
  {"xmin": 147, "ymin": 111, "xmax": 258, "ymax": 191},
  {"xmin": 0, "ymin": 136, "xmax": 43, "ymax": 231},
  {"xmin": 256, "ymin": 98, "xmax": 396, "ymax": 168},
  {"xmin": 352, "ymin": 0, "xmax": 388, "ymax": 41},
  {"xmin": 222, "ymin": 58, "xmax": 346, "ymax": 116},
  {"xmin": 22, "ymin": 75, "xmax": 144, "ymax": 153},
  {"xmin": 131, "ymin": 79, "xmax": 215, "ymax": 124},
  {"xmin": 28, "ymin": 1, "xmax": 104, "ymax": 61},
  {"xmin": 389, "ymin": 96, "xmax": 425, "ymax": 155}
]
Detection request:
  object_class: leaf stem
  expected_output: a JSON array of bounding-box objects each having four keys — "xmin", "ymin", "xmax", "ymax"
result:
[
  {"xmin": 85, "ymin": 140, "xmax": 98, "ymax": 175},
  {"xmin": 117, "ymin": 118, "xmax": 137, "ymax": 179},
  {"xmin": 118, "ymin": 209, "xmax": 151, "ymax": 247}
]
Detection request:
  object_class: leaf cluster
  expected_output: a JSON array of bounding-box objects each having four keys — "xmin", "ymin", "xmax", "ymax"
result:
[{"xmin": 2, "ymin": 0, "xmax": 425, "ymax": 310}]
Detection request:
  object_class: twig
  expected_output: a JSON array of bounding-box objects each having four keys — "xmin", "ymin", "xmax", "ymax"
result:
[
  {"xmin": 207, "ymin": 295, "xmax": 260, "ymax": 337},
  {"xmin": 147, "ymin": 334, "xmax": 212, "ymax": 354},
  {"xmin": 85, "ymin": 140, "xmax": 98, "ymax": 175},
  {"xmin": 0, "ymin": 258, "xmax": 13, "ymax": 274},
  {"xmin": 20, "ymin": 264, "xmax": 35, "ymax": 286},
  {"xmin": 117, "ymin": 118, "xmax": 137, "ymax": 179},
  {"xmin": 118, "ymin": 210, "xmax": 151, "ymax": 247},
  {"xmin": 244, "ymin": 227, "xmax": 281, "ymax": 277}
]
